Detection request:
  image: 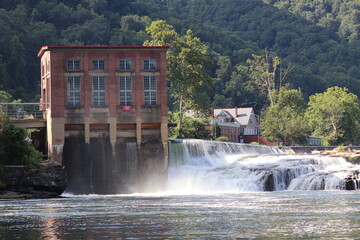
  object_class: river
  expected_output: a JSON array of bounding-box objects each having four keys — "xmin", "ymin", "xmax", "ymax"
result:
[
  {"xmin": 1, "ymin": 191, "xmax": 360, "ymax": 239},
  {"xmin": 2, "ymin": 139, "xmax": 360, "ymax": 239}
]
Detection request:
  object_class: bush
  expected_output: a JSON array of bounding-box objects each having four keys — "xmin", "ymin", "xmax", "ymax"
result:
[
  {"xmin": 216, "ymin": 136, "xmax": 229, "ymax": 142},
  {"xmin": 169, "ymin": 112, "xmax": 212, "ymax": 139},
  {"xmin": 336, "ymin": 146, "xmax": 350, "ymax": 153},
  {"xmin": 0, "ymin": 124, "xmax": 43, "ymax": 166}
]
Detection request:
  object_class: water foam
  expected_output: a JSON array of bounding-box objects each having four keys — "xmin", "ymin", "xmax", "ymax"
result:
[{"xmin": 168, "ymin": 139, "xmax": 359, "ymax": 192}]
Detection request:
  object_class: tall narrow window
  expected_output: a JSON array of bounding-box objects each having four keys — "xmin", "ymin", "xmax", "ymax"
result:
[
  {"xmin": 67, "ymin": 59, "xmax": 80, "ymax": 71},
  {"xmin": 119, "ymin": 59, "xmax": 132, "ymax": 71},
  {"xmin": 92, "ymin": 76, "xmax": 106, "ymax": 106},
  {"xmin": 144, "ymin": 59, "xmax": 156, "ymax": 71},
  {"xmin": 144, "ymin": 76, "xmax": 157, "ymax": 106},
  {"xmin": 92, "ymin": 60, "xmax": 105, "ymax": 71},
  {"xmin": 67, "ymin": 76, "xmax": 80, "ymax": 106},
  {"xmin": 120, "ymin": 76, "xmax": 132, "ymax": 106}
]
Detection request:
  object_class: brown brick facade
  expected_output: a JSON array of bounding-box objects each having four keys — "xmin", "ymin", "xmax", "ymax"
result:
[{"xmin": 38, "ymin": 46, "xmax": 169, "ymax": 164}]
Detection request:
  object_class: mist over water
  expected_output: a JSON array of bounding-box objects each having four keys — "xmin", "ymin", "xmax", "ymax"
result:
[{"xmin": 2, "ymin": 139, "xmax": 360, "ymax": 239}]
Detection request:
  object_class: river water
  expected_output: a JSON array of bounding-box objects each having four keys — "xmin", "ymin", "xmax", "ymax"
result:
[
  {"xmin": 1, "ymin": 191, "xmax": 360, "ymax": 239},
  {"xmin": 2, "ymin": 140, "xmax": 360, "ymax": 239}
]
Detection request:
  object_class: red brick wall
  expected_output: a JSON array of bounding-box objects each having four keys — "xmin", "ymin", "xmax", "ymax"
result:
[
  {"xmin": 41, "ymin": 47, "xmax": 168, "ymax": 120},
  {"xmin": 244, "ymin": 135, "xmax": 278, "ymax": 146},
  {"xmin": 219, "ymin": 125, "xmax": 241, "ymax": 142},
  {"xmin": 218, "ymin": 125, "xmax": 278, "ymax": 145}
]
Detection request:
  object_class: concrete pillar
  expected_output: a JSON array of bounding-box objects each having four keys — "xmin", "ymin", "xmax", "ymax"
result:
[
  {"xmin": 47, "ymin": 114, "xmax": 65, "ymax": 164},
  {"xmin": 136, "ymin": 116, "xmax": 142, "ymax": 145},
  {"xmin": 84, "ymin": 117, "xmax": 90, "ymax": 144},
  {"xmin": 161, "ymin": 115, "xmax": 169, "ymax": 170},
  {"xmin": 109, "ymin": 117, "xmax": 117, "ymax": 153}
]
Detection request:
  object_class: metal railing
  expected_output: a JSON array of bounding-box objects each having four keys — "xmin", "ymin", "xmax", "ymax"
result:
[{"xmin": 0, "ymin": 103, "xmax": 48, "ymax": 120}]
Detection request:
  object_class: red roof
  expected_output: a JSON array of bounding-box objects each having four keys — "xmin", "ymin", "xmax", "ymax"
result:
[{"xmin": 37, "ymin": 45, "xmax": 170, "ymax": 57}]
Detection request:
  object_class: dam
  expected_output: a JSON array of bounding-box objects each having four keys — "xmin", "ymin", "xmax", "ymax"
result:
[
  {"xmin": 167, "ymin": 139, "xmax": 360, "ymax": 192},
  {"xmin": 63, "ymin": 138, "xmax": 360, "ymax": 194}
]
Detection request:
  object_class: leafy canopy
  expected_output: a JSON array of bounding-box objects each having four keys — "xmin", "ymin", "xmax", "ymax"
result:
[
  {"xmin": 144, "ymin": 20, "xmax": 214, "ymax": 135},
  {"xmin": 144, "ymin": 20, "xmax": 213, "ymax": 112},
  {"xmin": 261, "ymin": 86, "xmax": 311, "ymax": 145},
  {"xmin": 168, "ymin": 112, "xmax": 211, "ymax": 139},
  {"xmin": 306, "ymin": 86, "xmax": 360, "ymax": 145}
]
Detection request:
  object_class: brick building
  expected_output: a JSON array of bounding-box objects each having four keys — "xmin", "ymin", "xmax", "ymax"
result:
[
  {"xmin": 213, "ymin": 107, "xmax": 259, "ymax": 143},
  {"xmin": 38, "ymin": 46, "xmax": 169, "ymax": 193},
  {"xmin": 213, "ymin": 107, "xmax": 278, "ymax": 145}
]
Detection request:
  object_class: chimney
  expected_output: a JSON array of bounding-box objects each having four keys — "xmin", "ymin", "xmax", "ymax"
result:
[{"xmin": 235, "ymin": 107, "xmax": 238, "ymax": 117}]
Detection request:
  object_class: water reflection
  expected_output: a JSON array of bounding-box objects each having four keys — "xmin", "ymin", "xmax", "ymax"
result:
[
  {"xmin": 39, "ymin": 206, "xmax": 58, "ymax": 239},
  {"xmin": 1, "ymin": 192, "xmax": 360, "ymax": 239}
]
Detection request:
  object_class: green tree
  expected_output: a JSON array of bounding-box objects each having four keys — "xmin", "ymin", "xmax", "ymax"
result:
[
  {"xmin": 0, "ymin": 90, "xmax": 12, "ymax": 102},
  {"xmin": 261, "ymin": 86, "xmax": 311, "ymax": 145},
  {"xmin": 306, "ymin": 86, "xmax": 360, "ymax": 145},
  {"xmin": 168, "ymin": 111, "xmax": 211, "ymax": 139},
  {"xmin": 246, "ymin": 50, "xmax": 293, "ymax": 106},
  {"xmin": 144, "ymin": 20, "xmax": 213, "ymax": 134},
  {"xmin": 110, "ymin": 15, "xmax": 151, "ymax": 46},
  {"xmin": 0, "ymin": 124, "xmax": 43, "ymax": 166},
  {"xmin": 0, "ymin": 90, "xmax": 12, "ymax": 130},
  {"xmin": 225, "ymin": 64, "xmax": 267, "ymax": 110}
]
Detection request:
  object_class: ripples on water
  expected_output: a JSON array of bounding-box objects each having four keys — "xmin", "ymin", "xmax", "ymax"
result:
[
  {"xmin": 1, "ymin": 191, "xmax": 360, "ymax": 239},
  {"xmin": 2, "ymin": 141, "xmax": 360, "ymax": 239}
]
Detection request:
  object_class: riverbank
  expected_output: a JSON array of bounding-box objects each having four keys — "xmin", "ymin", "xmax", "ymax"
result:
[{"xmin": 0, "ymin": 161, "xmax": 66, "ymax": 200}]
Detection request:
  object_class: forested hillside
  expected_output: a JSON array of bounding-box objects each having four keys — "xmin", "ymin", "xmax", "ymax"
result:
[{"xmin": 1, "ymin": 0, "xmax": 360, "ymax": 112}]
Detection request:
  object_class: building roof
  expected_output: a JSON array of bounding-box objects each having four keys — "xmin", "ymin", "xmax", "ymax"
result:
[
  {"xmin": 214, "ymin": 107, "xmax": 254, "ymax": 126},
  {"xmin": 37, "ymin": 45, "xmax": 170, "ymax": 57},
  {"xmin": 216, "ymin": 110, "xmax": 234, "ymax": 119}
]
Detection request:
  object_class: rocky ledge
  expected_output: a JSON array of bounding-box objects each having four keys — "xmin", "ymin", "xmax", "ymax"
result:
[
  {"xmin": 312, "ymin": 147, "xmax": 360, "ymax": 164},
  {"xmin": 0, "ymin": 161, "xmax": 66, "ymax": 200}
]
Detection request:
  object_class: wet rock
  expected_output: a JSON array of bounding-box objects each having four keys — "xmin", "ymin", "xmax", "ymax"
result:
[
  {"xmin": 256, "ymin": 171, "xmax": 275, "ymax": 191},
  {"xmin": 0, "ymin": 164, "xmax": 66, "ymax": 199},
  {"xmin": 345, "ymin": 170, "xmax": 360, "ymax": 190}
]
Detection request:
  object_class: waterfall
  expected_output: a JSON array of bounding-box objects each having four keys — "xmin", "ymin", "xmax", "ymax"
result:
[
  {"xmin": 168, "ymin": 139, "xmax": 360, "ymax": 192},
  {"xmin": 125, "ymin": 142, "xmax": 138, "ymax": 190}
]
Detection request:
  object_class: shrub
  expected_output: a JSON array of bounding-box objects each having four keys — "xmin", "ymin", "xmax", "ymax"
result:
[
  {"xmin": 216, "ymin": 136, "xmax": 229, "ymax": 142},
  {"xmin": 0, "ymin": 124, "xmax": 43, "ymax": 166}
]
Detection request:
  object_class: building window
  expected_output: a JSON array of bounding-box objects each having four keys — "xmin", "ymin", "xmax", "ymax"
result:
[
  {"xmin": 67, "ymin": 76, "xmax": 81, "ymax": 106},
  {"xmin": 92, "ymin": 60, "xmax": 105, "ymax": 71},
  {"xmin": 144, "ymin": 76, "xmax": 157, "ymax": 106},
  {"xmin": 144, "ymin": 59, "xmax": 156, "ymax": 71},
  {"xmin": 67, "ymin": 59, "xmax": 80, "ymax": 71},
  {"xmin": 92, "ymin": 76, "xmax": 106, "ymax": 106},
  {"xmin": 120, "ymin": 76, "xmax": 132, "ymax": 106},
  {"xmin": 119, "ymin": 59, "xmax": 132, "ymax": 71}
]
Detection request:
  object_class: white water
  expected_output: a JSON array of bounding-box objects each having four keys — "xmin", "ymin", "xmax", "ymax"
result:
[{"xmin": 168, "ymin": 139, "xmax": 359, "ymax": 192}]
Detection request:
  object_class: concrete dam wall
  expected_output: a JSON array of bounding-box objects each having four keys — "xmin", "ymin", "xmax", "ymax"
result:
[{"xmin": 63, "ymin": 136, "xmax": 166, "ymax": 194}]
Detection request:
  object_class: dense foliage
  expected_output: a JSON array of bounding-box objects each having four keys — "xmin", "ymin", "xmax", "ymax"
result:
[
  {"xmin": 0, "ymin": 124, "xmax": 43, "ymax": 166},
  {"xmin": 306, "ymin": 87, "xmax": 360, "ymax": 145},
  {"xmin": 2, "ymin": 0, "xmax": 360, "ymax": 144},
  {"xmin": 261, "ymin": 86, "xmax": 312, "ymax": 146},
  {"xmin": 144, "ymin": 20, "xmax": 213, "ymax": 133},
  {"xmin": 1, "ymin": 0, "xmax": 360, "ymax": 104},
  {"xmin": 168, "ymin": 112, "xmax": 211, "ymax": 139}
]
